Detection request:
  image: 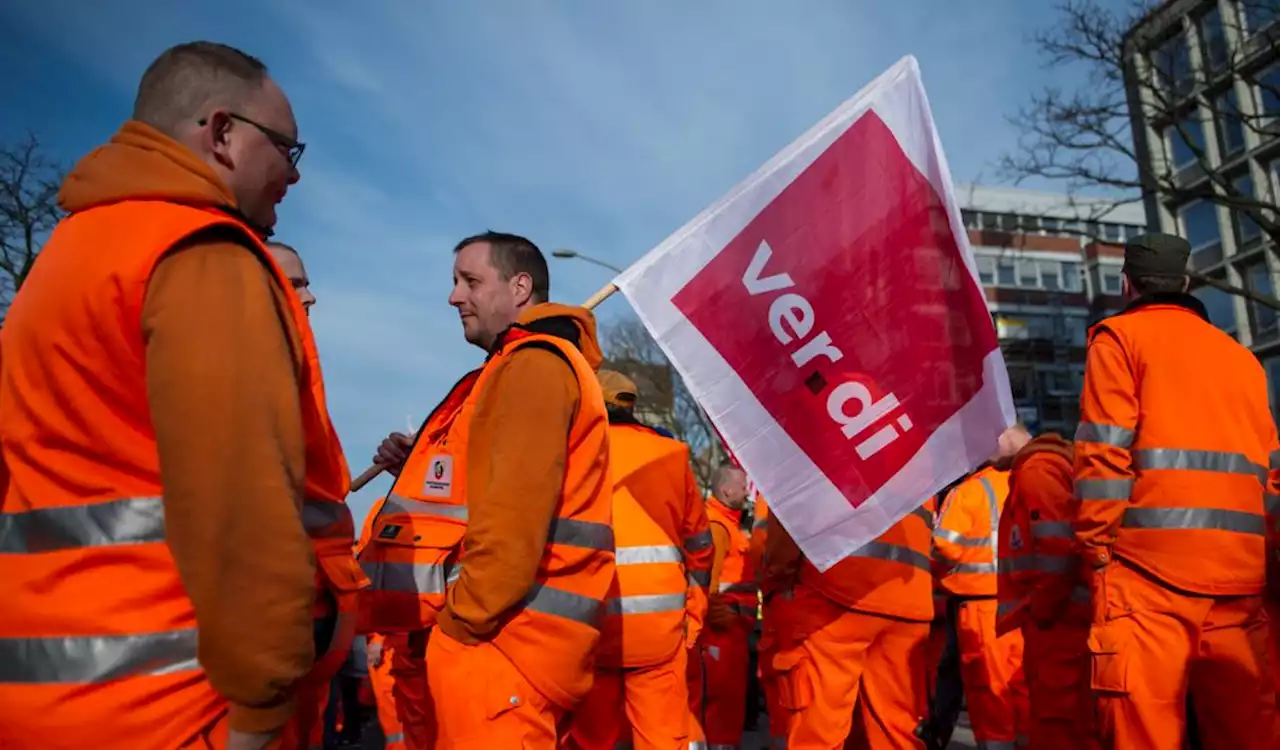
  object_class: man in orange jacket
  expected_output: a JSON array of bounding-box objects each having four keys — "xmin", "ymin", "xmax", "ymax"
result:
[
  {"xmin": 996, "ymin": 434, "xmax": 1097, "ymax": 750},
  {"xmin": 766, "ymin": 491, "xmax": 937, "ymax": 748},
  {"xmin": 1075, "ymin": 233, "xmax": 1279, "ymax": 749},
  {"xmin": 360, "ymin": 232, "xmax": 614, "ymax": 748},
  {"xmin": 565, "ymin": 370, "xmax": 712, "ymax": 750},
  {"xmin": 0, "ymin": 42, "xmax": 363, "ymax": 750},
  {"xmin": 692, "ymin": 464, "xmax": 758, "ymax": 748},
  {"xmin": 933, "ymin": 427, "xmax": 1031, "ymax": 750}
]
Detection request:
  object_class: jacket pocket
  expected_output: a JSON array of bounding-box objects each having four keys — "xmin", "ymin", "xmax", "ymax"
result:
[
  {"xmin": 1087, "ymin": 620, "xmax": 1131, "ymax": 694},
  {"xmin": 771, "ymin": 648, "xmax": 812, "ymax": 711}
]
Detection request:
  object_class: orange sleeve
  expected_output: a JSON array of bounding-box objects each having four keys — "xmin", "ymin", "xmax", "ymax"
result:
[
  {"xmin": 143, "ymin": 237, "xmax": 314, "ymax": 734},
  {"xmin": 931, "ymin": 485, "xmax": 972, "ymax": 570},
  {"xmin": 681, "ymin": 462, "xmax": 713, "ymax": 592},
  {"xmin": 1019, "ymin": 454, "xmax": 1080, "ymax": 621},
  {"xmin": 437, "ymin": 348, "xmax": 577, "ymax": 644},
  {"xmin": 708, "ymin": 523, "xmax": 731, "ymax": 597},
  {"xmin": 1074, "ymin": 329, "xmax": 1137, "ymax": 569}
]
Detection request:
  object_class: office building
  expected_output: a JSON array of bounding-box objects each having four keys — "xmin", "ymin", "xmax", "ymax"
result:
[
  {"xmin": 1121, "ymin": 0, "xmax": 1280, "ymax": 409},
  {"xmin": 958, "ymin": 184, "xmax": 1147, "ymax": 436}
]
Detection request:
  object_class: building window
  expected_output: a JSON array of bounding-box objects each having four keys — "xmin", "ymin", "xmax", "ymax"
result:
[
  {"xmin": 1062, "ymin": 261, "xmax": 1083, "ymax": 292},
  {"xmin": 1263, "ymin": 356, "xmax": 1280, "ymax": 422},
  {"xmin": 1192, "ymin": 278, "xmax": 1238, "ymax": 333},
  {"xmin": 1042, "ymin": 217, "xmax": 1062, "ymax": 234},
  {"xmin": 1242, "ymin": 0, "xmax": 1280, "ymax": 36},
  {"xmin": 1257, "ymin": 65, "xmax": 1280, "ymax": 117},
  {"xmin": 1102, "ymin": 269, "xmax": 1123, "ymax": 294},
  {"xmin": 1167, "ymin": 114, "xmax": 1206, "ymax": 170},
  {"xmin": 1151, "ymin": 32, "xmax": 1194, "ymax": 95},
  {"xmin": 1063, "ymin": 316, "xmax": 1088, "ymax": 346},
  {"xmin": 1018, "ymin": 259, "xmax": 1040, "ymax": 288},
  {"xmin": 1245, "ymin": 260, "xmax": 1278, "ymax": 340},
  {"xmin": 1000, "ymin": 213, "xmax": 1019, "ymax": 232},
  {"xmin": 982, "ymin": 212, "xmax": 1000, "ymax": 230},
  {"xmin": 962, "ymin": 210, "xmax": 980, "ymax": 229},
  {"xmin": 1217, "ymin": 89, "xmax": 1246, "ymax": 157},
  {"xmin": 1038, "ymin": 261, "xmax": 1061, "ymax": 290},
  {"xmin": 1179, "ymin": 200, "xmax": 1222, "ymax": 257},
  {"xmin": 1102, "ymin": 223, "xmax": 1124, "ymax": 242},
  {"xmin": 1201, "ymin": 6, "xmax": 1230, "ymax": 73},
  {"xmin": 997, "ymin": 258, "xmax": 1016, "ymax": 286},
  {"xmin": 975, "ymin": 256, "xmax": 996, "ymax": 285},
  {"xmin": 1234, "ymin": 173, "xmax": 1263, "ymax": 245}
]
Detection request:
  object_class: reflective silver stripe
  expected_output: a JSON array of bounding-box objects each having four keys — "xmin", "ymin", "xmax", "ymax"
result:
[
  {"xmin": 615, "ymin": 544, "xmax": 682, "ymax": 565},
  {"xmin": 386, "ymin": 733, "xmax": 405, "ymax": 745},
  {"xmin": 949, "ymin": 561, "xmax": 998, "ymax": 575},
  {"xmin": 752, "ymin": 516, "xmax": 770, "ymax": 531},
  {"xmin": 728, "ymin": 602, "xmax": 756, "ymax": 618},
  {"xmin": 997, "ymin": 597, "xmax": 1025, "ymax": 619},
  {"xmin": 1076, "ymin": 478, "xmax": 1133, "ymax": 501},
  {"xmin": 605, "ymin": 592, "xmax": 686, "ymax": 615},
  {"xmin": 932, "ymin": 528, "xmax": 988, "ymax": 547},
  {"xmin": 1272, "ymin": 450, "xmax": 1280, "ymax": 471},
  {"xmin": 980, "ymin": 475, "xmax": 1000, "ymax": 571},
  {"xmin": 549, "ymin": 517, "xmax": 615, "ymax": 551},
  {"xmin": 1267, "ymin": 493, "xmax": 1280, "ymax": 515},
  {"xmin": 710, "ymin": 745, "xmax": 737, "ymax": 750},
  {"xmin": 684, "ymin": 529, "xmax": 713, "ymax": 551},
  {"xmin": 361, "ymin": 561, "xmax": 453, "ymax": 594},
  {"xmin": 719, "ymin": 582, "xmax": 757, "ymax": 594},
  {"xmin": 850, "ymin": 541, "xmax": 930, "ymax": 571},
  {"xmin": 911, "ymin": 506, "xmax": 933, "ymax": 525},
  {"xmin": 977, "ymin": 741, "xmax": 1017, "ymax": 750},
  {"xmin": 0, "ymin": 496, "xmax": 165, "ymax": 554},
  {"xmin": 1035, "ymin": 554, "xmax": 1076, "ymax": 574},
  {"xmin": 384, "ymin": 493, "xmax": 468, "ymax": 520},
  {"xmin": 1071, "ymin": 585, "xmax": 1090, "ymax": 603},
  {"xmin": 614, "ymin": 742, "xmax": 634, "ymax": 750},
  {"xmin": 1030, "ymin": 520, "xmax": 1073, "ymax": 539},
  {"xmin": 301, "ymin": 500, "xmax": 352, "ymax": 538},
  {"xmin": 1121, "ymin": 507, "xmax": 1266, "ymax": 535},
  {"xmin": 1134, "ymin": 448, "xmax": 1266, "ymax": 481},
  {"xmin": 1075, "ymin": 422, "xmax": 1135, "ymax": 448},
  {"xmin": 771, "ymin": 737, "xmax": 787, "ymax": 749},
  {"xmin": 0, "ymin": 628, "xmax": 199, "ymax": 684},
  {"xmin": 998, "ymin": 557, "xmax": 1035, "ymax": 574},
  {"xmin": 689, "ymin": 569, "xmax": 711, "ymax": 589},
  {"xmin": 521, "ymin": 583, "xmax": 602, "ymax": 626}
]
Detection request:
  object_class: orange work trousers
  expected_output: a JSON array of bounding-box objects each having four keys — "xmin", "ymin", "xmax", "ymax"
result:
[
  {"xmin": 427, "ymin": 630, "xmax": 564, "ymax": 749},
  {"xmin": 691, "ymin": 622, "xmax": 751, "ymax": 747},
  {"xmin": 368, "ymin": 635, "xmax": 406, "ymax": 750},
  {"xmin": 565, "ymin": 646, "xmax": 689, "ymax": 750},
  {"xmin": 1268, "ymin": 597, "xmax": 1280, "ymax": 745},
  {"xmin": 391, "ymin": 631, "xmax": 433, "ymax": 750},
  {"xmin": 955, "ymin": 597, "xmax": 1029, "ymax": 749},
  {"xmin": 1089, "ymin": 561, "xmax": 1275, "ymax": 750},
  {"xmin": 772, "ymin": 585, "xmax": 929, "ymax": 750},
  {"xmin": 1022, "ymin": 621, "xmax": 1097, "ymax": 750}
]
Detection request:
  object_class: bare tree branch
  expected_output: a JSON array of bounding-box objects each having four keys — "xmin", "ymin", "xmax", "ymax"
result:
[
  {"xmin": 1000, "ymin": 0, "xmax": 1280, "ymax": 322},
  {"xmin": 0, "ymin": 133, "xmax": 64, "ymax": 321},
  {"xmin": 599, "ymin": 318, "xmax": 727, "ymax": 492}
]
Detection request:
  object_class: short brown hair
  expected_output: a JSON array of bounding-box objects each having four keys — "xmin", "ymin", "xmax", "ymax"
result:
[
  {"xmin": 133, "ymin": 41, "xmax": 268, "ymax": 134},
  {"xmin": 454, "ymin": 231, "xmax": 550, "ymax": 303}
]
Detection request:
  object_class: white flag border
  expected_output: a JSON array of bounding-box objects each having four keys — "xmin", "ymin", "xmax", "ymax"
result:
[{"xmin": 616, "ymin": 55, "xmax": 1015, "ymax": 570}]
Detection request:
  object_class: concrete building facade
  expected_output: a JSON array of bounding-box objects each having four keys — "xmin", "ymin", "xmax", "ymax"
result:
[
  {"xmin": 1122, "ymin": 0, "xmax": 1280, "ymax": 411},
  {"xmin": 957, "ymin": 184, "xmax": 1147, "ymax": 437}
]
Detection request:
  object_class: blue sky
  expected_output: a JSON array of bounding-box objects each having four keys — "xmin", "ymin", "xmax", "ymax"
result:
[{"xmin": 1, "ymin": 1, "xmax": 1123, "ymax": 524}]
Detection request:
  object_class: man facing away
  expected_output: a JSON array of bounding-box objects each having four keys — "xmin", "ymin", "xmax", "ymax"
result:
[
  {"xmin": 1074, "ymin": 232, "xmax": 1278, "ymax": 749},
  {"xmin": 564, "ymin": 369, "xmax": 713, "ymax": 750},
  {"xmin": 359, "ymin": 231, "xmax": 615, "ymax": 748},
  {"xmin": 0, "ymin": 42, "xmax": 362, "ymax": 750}
]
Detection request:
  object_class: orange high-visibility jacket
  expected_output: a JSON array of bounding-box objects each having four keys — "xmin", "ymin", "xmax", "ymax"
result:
[
  {"xmin": 996, "ymin": 435, "xmax": 1088, "ymax": 635},
  {"xmin": 707, "ymin": 496, "xmax": 758, "ymax": 625},
  {"xmin": 798, "ymin": 499, "xmax": 937, "ymax": 622},
  {"xmin": 1075, "ymin": 296, "xmax": 1280, "ymax": 595},
  {"xmin": 599, "ymin": 421, "xmax": 711, "ymax": 668},
  {"xmin": 934, "ymin": 466, "xmax": 1011, "ymax": 598},
  {"xmin": 359, "ymin": 327, "xmax": 614, "ymax": 707},
  {"xmin": 0, "ymin": 203, "xmax": 362, "ymax": 747}
]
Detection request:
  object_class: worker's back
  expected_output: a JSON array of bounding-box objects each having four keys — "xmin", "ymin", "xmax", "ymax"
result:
[
  {"xmin": 1076, "ymin": 299, "xmax": 1276, "ymax": 594},
  {"xmin": 934, "ymin": 466, "xmax": 1010, "ymax": 599}
]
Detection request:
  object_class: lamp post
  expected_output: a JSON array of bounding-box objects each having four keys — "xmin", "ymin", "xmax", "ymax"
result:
[{"xmin": 552, "ymin": 248, "xmax": 624, "ymax": 274}]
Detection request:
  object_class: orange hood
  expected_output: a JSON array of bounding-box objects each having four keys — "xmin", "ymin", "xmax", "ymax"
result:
[
  {"xmin": 512, "ymin": 302, "xmax": 604, "ymax": 370},
  {"xmin": 1011, "ymin": 432, "xmax": 1074, "ymax": 472},
  {"xmin": 58, "ymin": 120, "xmax": 238, "ymax": 215}
]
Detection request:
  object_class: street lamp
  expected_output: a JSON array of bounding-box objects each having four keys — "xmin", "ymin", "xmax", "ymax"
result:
[{"xmin": 552, "ymin": 248, "xmax": 624, "ymax": 274}]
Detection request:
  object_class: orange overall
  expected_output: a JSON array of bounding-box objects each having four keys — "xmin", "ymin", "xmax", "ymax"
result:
[
  {"xmin": 997, "ymin": 435, "xmax": 1097, "ymax": 750},
  {"xmin": 934, "ymin": 466, "xmax": 1029, "ymax": 749},
  {"xmin": 1075, "ymin": 294, "xmax": 1279, "ymax": 750},
  {"xmin": 565, "ymin": 420, "xmax": 712, "ymax": 750},
  {"xmin": 767, "ymin": 501, "xmax": 935, "ymax": 749}
]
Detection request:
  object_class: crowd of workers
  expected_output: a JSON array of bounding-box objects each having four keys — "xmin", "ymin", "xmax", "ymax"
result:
[{"xmin": 1, "ymin": 38, "xmax": 1279, "ymax": 750}]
